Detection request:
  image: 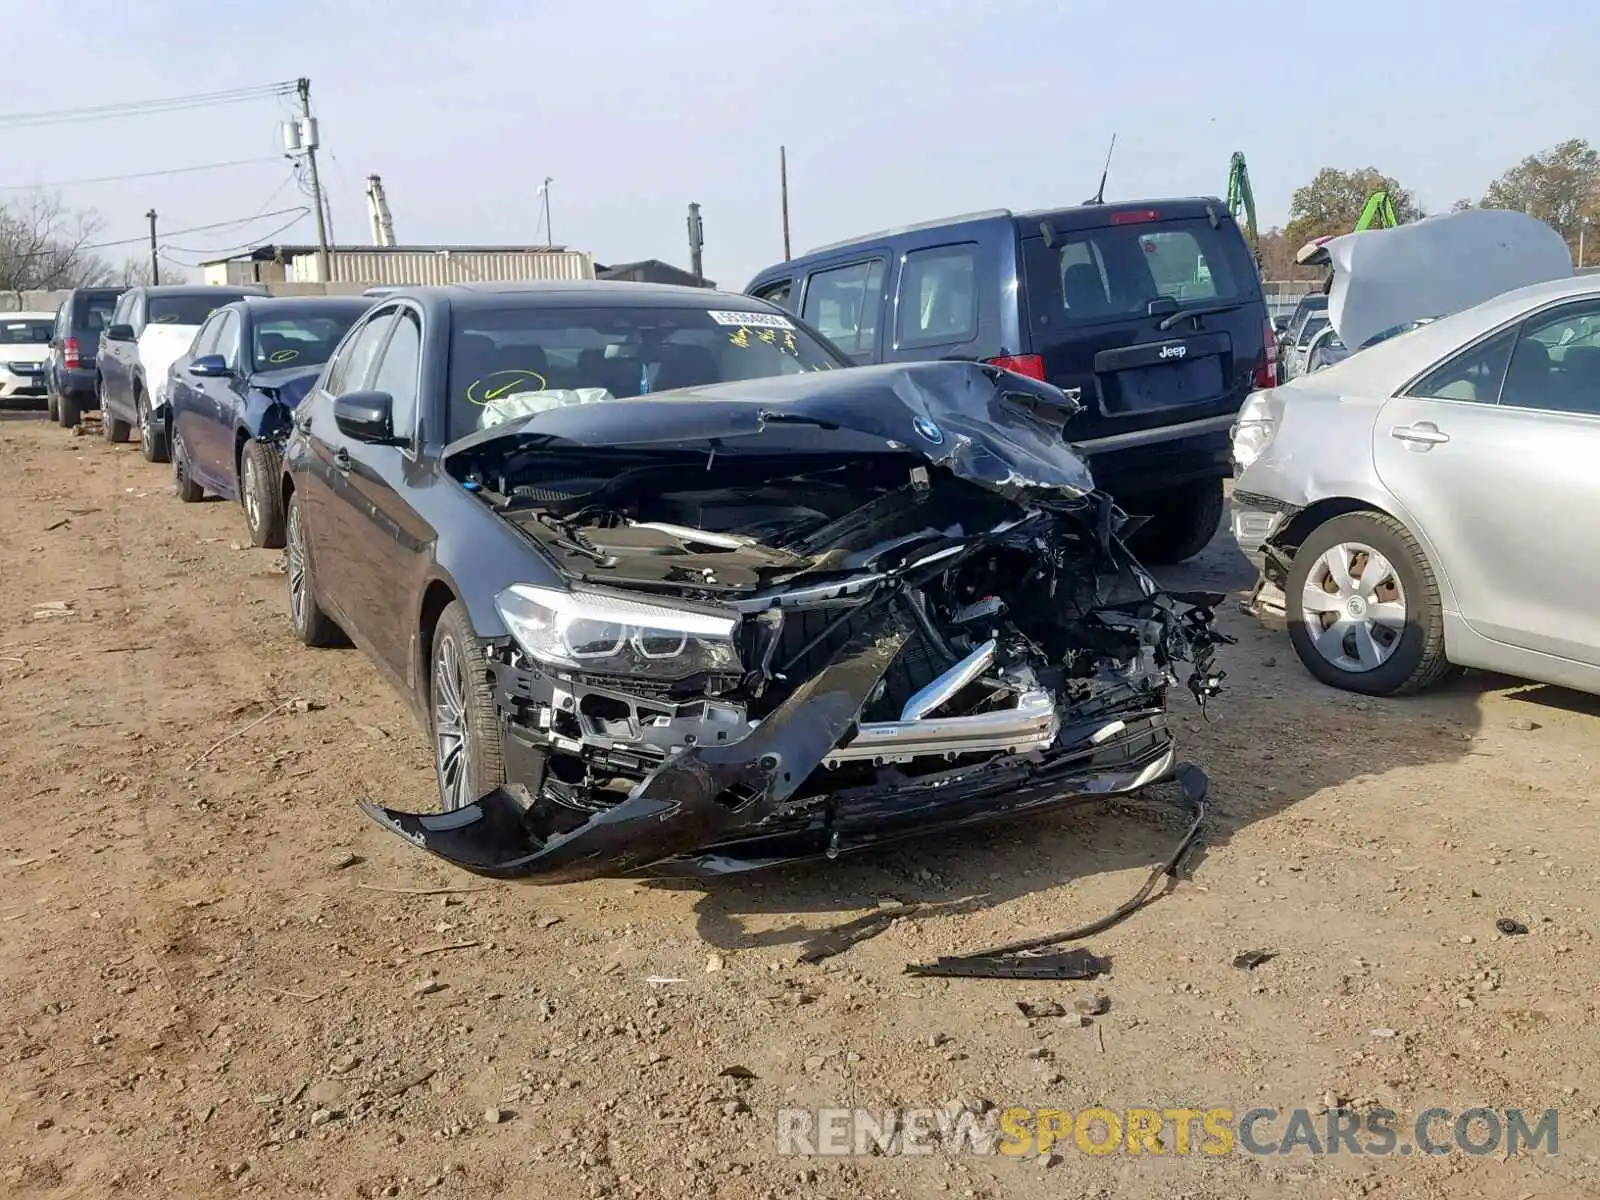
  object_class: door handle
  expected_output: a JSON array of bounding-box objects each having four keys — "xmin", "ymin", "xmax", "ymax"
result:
[
  {"xmin": 1391, "ymin": 423, "xmax": 1450, "ymax": 446},
  {"xmin": 333, "ymin": 448, "xmax": 352, "ymax": 472}
]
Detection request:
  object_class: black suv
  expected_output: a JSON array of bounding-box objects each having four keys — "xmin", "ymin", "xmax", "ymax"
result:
[
  {"xmin": 746, "ymin": 199, "xmax": 1276, "ymax": 562},
  {"xmin": 45, "ymin": 286, "xmax": 125, "ymax": 427}
]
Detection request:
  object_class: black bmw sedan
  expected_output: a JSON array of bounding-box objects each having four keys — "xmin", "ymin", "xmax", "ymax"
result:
[{"xmin": 282, "ymin": 282, "xmax": 1225, "ymax": 881}]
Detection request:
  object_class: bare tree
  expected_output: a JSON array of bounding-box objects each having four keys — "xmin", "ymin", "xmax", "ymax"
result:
[{"xmin": 0, "ymin": 191, "xmax": 115, "ymax": 291}]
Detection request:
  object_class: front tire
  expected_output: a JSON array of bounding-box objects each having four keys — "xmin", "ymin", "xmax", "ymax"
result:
[
  {"xmin": 429, "ymin": 601, "xmax": 506, "ymax": 813},
  {"xmin": 137, "ymin": 389, "xmax": 169, "ymax": 463},
  {"xmin": 1285, "ymin": 510, "xmax": 1451, "ymax": 696},
  {"xmin": 240, "ymin": 440, "xmax": 286, "ymax": 549},
  {"xmin": 285, "ymin": 491, "xmax": 343, "ymax": 648},
  {"xmin": 171, "ymin": 428, "xmax": 204, "ymax": 502},
  {"xmin": 1126, "ymin": 477, "xmax": 1226, "ymax": 565},
  {"xmin": 100, "ymin": 380, "xmax": 130, "ymax": 443}
]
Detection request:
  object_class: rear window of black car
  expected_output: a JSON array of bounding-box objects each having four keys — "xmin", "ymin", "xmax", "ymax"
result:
[
  {"xmin": 76, "ymin": 294, "xmax": 119, "ymax": 331},
  {"xmin": 147, "ymin": 295, "xmax": 234, "ymax": 327},
  {"xmin": 447, "ymin": 305, "xmax": 842, "ymax": 440},
  {"xmin": 0, "ymin": 319, "xmax": 52, "ymax": 345},
  {"xmin": 252, "ymin": 313, "xmax": 361, "ymax": 372},
  {"xmin": 1022, "ymin": 217, "xmax": 1255, "ymax": 327}
]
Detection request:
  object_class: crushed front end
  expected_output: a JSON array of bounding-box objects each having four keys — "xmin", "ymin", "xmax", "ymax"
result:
[{"xmin": 364, "ymin": 364, "xmax": 1230, "ymax": 880}]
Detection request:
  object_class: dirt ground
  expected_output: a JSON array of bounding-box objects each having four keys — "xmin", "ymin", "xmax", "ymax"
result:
[{"xmin": 1, "ymin": 408, "xmax": 1597, "ymax": 1200}]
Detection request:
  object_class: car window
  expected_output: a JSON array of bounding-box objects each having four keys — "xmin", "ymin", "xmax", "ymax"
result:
[
  {"xmin": 1406, "ymin": 329, "xmax": 1515, "ymax": 404},
  {"xmin": 369, "ymin": 310, "xmax": 421, "ymax": 441},
  {"xmin": 802, "ymin": 259, "xmax": 885, "ymax": 358},
  {"xmin": 147, "ymin": 294, "xmax": 232, "ymax": 327},
  {"xmin": 0, "ymin": 318, "xmax": 53, "ymax": 345},
  {"xmin": 446, "ymin": 304, "xmax": 843, "ymax": 441},
  {"xmin": 896, "ymin": 244, "xmax": 978, "ymax": 348},
  {"xmin": 1021, "ymin": 217, "xmax": 1254, "ymax": 328},
  {"xmin": 79, "ymin": 293, "xmax": 118, "ymax": 333},
  {"xmin": 325, "ymin": 311, "xmax": 397, "ymax": 396},
  {"xmin": 1298, "ymin": 315, "xmax": 1330, "ymax": 347},
  {"xmin": 213, "ymin": 312, "xmax": 241, "ymax": 369},
  {"xmin": 190, "ymin": 313, "xmax": 224, "ymax": 358},
  {"xmin": 252, "ymin": 312, "xmax": 362, "ymax": 373},
  {"xmin": 1500, "ymin": 303, "xmax": 1600, "ymax": 416},
  {"xmin": 750, "ymin": 279, "xmax": 794, "ymax": 312}
]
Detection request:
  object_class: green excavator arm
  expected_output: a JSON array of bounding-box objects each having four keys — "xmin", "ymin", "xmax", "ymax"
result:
[
  {"xmin": 1354, "ymin": 190, "xmax": 1400, "ymax": 232},
  {"xmin": 1226, "ymin": 151, "xmax": 1258, "ymax": 249}
]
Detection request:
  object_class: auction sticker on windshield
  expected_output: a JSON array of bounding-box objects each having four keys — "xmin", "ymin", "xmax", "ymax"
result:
[{"xmin": 708, "ymin": 310, "xmax": 794, "ymax": 329}]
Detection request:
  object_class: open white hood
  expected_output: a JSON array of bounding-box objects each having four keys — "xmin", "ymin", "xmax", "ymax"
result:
[{"xmin": 1317, "ymin": 210, "xmax": 1571, "ymax": 352}]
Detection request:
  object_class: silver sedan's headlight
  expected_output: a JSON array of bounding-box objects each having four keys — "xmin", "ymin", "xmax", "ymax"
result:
[
  {"xmin": 1231, "ymin": 390, "xmax": 1278, "ymax": 472},
  {"xmin": 494, "ymin": 584, "xmax": 742, "ymax": 680}
]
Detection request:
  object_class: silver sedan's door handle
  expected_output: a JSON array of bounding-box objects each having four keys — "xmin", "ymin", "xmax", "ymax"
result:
[{"xmin": 1391, "ymin": 422, "xmax": 1450, "ymax": 446}]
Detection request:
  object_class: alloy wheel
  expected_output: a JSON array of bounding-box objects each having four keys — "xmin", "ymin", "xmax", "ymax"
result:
[
  {"xmin": 432, "ymin": 635, "xmax": 471, "ymax": 811},
  {"xmin": 138, "ymin": 397, "xmax": 153, "ymax": 456},
  {"xmin": 286, "ymin": 503, "xmax": 309, "ymax": 629},
  {"xmin": 1298, "ymin": 541, "xmax": 1408, "ymax": 673},
  {"xmin": 243, "ymin": 453, "xmax": 262, "ymax": 533}
]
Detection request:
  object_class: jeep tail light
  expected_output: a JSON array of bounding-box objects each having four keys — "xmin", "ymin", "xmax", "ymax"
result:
[
  {"xmin": 63, "ymin": 337, "xmax": 81, "ymax": 370},
  {"xmin": 1255, "ymin": 319, "xmax": 1277, "ymax": 389},
  {"xmin": 987, "ymin": 354, "xmax": 1047, "ymax": 381},
  {"xmin": 1110, "ymin": 209, "xmax": 1161, "ymax": 225}
]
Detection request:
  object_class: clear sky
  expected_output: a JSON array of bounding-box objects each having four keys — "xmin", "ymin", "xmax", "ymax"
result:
[{"xmin": 6, "ymin": 0, "xmax": 1596, "ymax": 286}]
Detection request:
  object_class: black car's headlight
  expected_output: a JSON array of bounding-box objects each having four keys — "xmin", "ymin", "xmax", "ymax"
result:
[{"xmin": 494, "ymin": 584, "xmax": 742, "ymax": 680}]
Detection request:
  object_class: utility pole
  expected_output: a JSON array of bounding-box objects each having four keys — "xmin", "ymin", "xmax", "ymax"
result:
[
  {"xmin": 686, "ymin": 202, "xmax": 704, "ymax": 285},
  {"xmin": 540, "ymin": 177, "xmax": 554, "ymax": 248},
  {"xmin": 146, "ymin": 210, "xmax": 159, "ymax": 285},
  {"xmin": 296, "ymin": 77, "xmax": 332, "ymax": 283},
  {"xmin": 780, "ymin": 146, "xmax": 791, "ymax": 261}
]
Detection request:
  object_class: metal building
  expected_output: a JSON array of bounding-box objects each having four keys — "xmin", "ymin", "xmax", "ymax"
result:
[{"xmin": 200, "ymin": 244, "xmax": 595, "ymax": 287}]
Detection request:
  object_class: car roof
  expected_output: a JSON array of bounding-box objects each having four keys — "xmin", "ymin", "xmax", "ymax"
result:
[
  {"xmin": 141, "ymin": 285, "xmax": 261, "ymax": 297},
  {"xmin": 228, "ymin": 295, "xmax": 374, "ymax": 313},
  {"xmin": 786, "ymin": 197, "xmax": 1229, "ymax": 262},
  {"xmin": 4, "ymin": 311, "xmax": 57, "ymax": 320},
  {"xmin": 373, "ymin": 280, "xmax": 780, "ymax": 314}
]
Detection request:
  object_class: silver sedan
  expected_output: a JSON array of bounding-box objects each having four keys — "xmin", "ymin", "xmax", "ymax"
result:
[{"xmin": 1230, "ymin": 275, "xmax": 1600, "ymax": 696}]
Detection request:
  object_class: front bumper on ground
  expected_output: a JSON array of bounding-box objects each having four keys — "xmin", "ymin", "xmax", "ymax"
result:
[{"xmin": 363, "ymin": 610, "xmax": 1202, "ymax": 882}]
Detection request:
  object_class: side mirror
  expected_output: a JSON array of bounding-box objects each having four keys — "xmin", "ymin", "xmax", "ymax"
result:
[
  {"xmin": 334, "ymin": 390, "xmax": 403, "ymax": 444},
  {"xmin": 1272, "ymin": 316, "xmax": 1290, "ymax": 334},
  {"xmin": 190, "ymin": 354, "xmax": 230, "ymax": 377},
  {"xmin": 105, "ymin": 323, "xmax": 135, "ymax": 342}
]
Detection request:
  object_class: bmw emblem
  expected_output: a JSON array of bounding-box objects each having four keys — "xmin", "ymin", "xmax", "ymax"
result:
[{"xmin": 912, "ymin": 416, "xmax": 944, "ymax": 445}]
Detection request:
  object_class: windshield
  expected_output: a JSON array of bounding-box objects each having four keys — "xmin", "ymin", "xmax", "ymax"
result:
[
  {"xmin": 448, "ymin": 305, "xmax": 842, "ymax": 440},
  {"xmin": 148, "ymin": 295, "xmax": 235, "ymax": 327},
  {"xmin": 252, "ymin": 313, "xmax": 361, "ymax": 372},
  {"xmin": 0, "ymin": 319, "xmax": 52, "ymax": 345},
  {"xmin": 1300, "ymin": 315, "xmax": 1330, "ymax": 345},
  {"xmin": 81, "ymin": 295, "xmax": 118, "ymax": 331},
  {"xmin": 1021, "ymin": 217, "xmax": 1256, "ymax": 327}
]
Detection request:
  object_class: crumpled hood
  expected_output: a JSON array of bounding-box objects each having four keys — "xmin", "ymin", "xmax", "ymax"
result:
[
  {"xmin": 141, "ymin": 325, "xmax": 203, "ymax": 405},
  {"xmin": 442, "ymin": 361, "xmax": 1095, "ymax": 501},
  {"xmin": 1320, "ymin": 209, "xmax": 1571, "ymax": 352},
  {"xmin": 249, "ymin": 363, "xmax": 322, "ymax": 409}
]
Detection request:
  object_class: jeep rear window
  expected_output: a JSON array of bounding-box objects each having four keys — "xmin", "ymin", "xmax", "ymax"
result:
[{"xmin": 1022, "ymin": 218, "xmax": 1254, "ymax": 326}]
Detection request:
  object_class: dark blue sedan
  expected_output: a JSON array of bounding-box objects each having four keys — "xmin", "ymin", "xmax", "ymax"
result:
[{"xmin": 167, "ymin": 297, "xmax": 372, "ymax": 547}]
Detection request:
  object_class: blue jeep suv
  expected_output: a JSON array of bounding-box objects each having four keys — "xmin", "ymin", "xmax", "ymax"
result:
[{"xmin": 746, "ymin": 198, "xmax": 1275, "ymax": 562}]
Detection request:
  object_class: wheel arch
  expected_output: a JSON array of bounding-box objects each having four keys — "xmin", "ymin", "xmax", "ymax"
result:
[{"xmin": 417, "ymin": 578, "xmax": 461, "ymax": 703}]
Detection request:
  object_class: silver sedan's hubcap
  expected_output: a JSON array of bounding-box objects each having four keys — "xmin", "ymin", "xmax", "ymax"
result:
[
  {"xmin": 139, "ymin": 401, "xmax": 152, "ymax": 450},
  {"xmin": 243, "ymin": 453, "xmax": 261, "ymax": 530},
  {"xmin": 286, "ymin": 506, "xmax": 307, "ymax": 626},
  {"xmin": 1300, "ymin": 541, "xmax": 1407, "ymax": 672},
  {"xmin": 433, "ymin": 636, "xmax": 471, "ymax": 811}
]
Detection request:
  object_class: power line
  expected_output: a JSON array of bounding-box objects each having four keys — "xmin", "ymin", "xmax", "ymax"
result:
[
  {"xmin": 0, "ymin": 156, "xmax": 284, "ymax": 193},
  {"xmin": 5, "ymin": 206, "xmax": 310, "ymax": 261},
  {"xmin": 0, "ymin": 82, "xmax": 294, "ymax": 130},
  {"xmin": 163, "ymin": 208, "xmax": 310, "ymax": 259}
]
